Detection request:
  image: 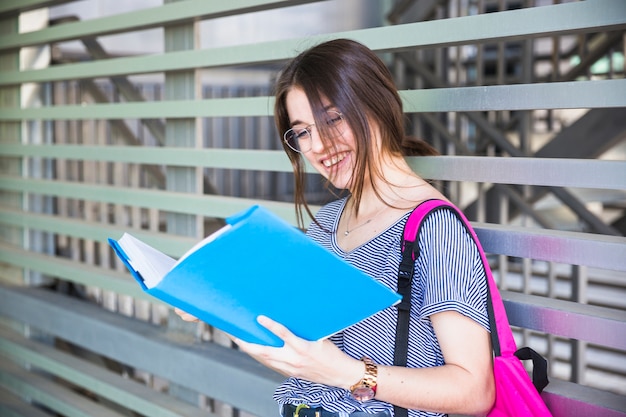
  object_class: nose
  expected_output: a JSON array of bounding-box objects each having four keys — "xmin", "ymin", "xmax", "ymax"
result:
[{"xmin": 308, "ymin": 125, "xmax": 326, "ymax": 153}]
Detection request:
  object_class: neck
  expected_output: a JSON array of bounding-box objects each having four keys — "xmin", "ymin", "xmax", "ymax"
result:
[{"xmin": 351, "ymin": 154, "xmax": 426, "ymax": 214}]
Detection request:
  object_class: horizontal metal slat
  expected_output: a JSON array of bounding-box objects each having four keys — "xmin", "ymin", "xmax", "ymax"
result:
[
  {"xmin": 0, "ymin": 175, "xmax": 300, "ymax": 224},
  {"xmin": 0, "ymin": 96, "xmax": 272, "ymax": 119},
  {"xmin": 0, "ymin": 385, "xmax": 54, "ymax": 417},
  {"xmin": 4, "ymin": 145, "xmax": 625, "ymax": 190},
  {"xmin": 0, "ymin": 359, "xmax": 128, "ymax": 417},
  {"xmin": 0, "ymin": 0, "xmax": 76, "ymax": 17},
  {"xmin": 0, "ymin": 242, "xmax": 146, "ymax": 299},
  {"xmin": 475, "ymin": 222, "xmax": 626, "ymax": 272},
  {"xmin": 0, "ymin": 0, "xmax": 319, "ymax": 51},
  {"xmin": 0, "ymin": 326, "xmax": 216, "ymax": 417},
  {"xmin": 0, "ymin": 80, "xmax": 624, "ymax": 120},
  {"xmin": 501, "ymin": 290, "xmax": 626, "ymax": 350},
  {"xmin": 400, "ymin": 80, "xmax": 626, "ymax": 112},
  {"xmin": 409, "ymin": 156, "xmax": 626, "ymax": 190},
  {"xmin": 0, "ymin": 0, "xmax": 624, "ymax": 85},
  {"xmin": 0, "ymin": 206, "xmax": 197, "ymax": 258},
  {"xmin": 542, "ymin": 379, "xmax": 626, "ymax": 417},
  {"xmin": 0, "ymin": 284, "xmax": 283, "ymax": 416},
  {"xmin": 0, "ymin": 144, "xmax": 296, "ymax": 173}
]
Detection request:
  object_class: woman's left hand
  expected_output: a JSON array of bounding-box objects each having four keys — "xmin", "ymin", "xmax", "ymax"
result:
[{"xmin": 232, "ymin": 315, "xmax": 362, "ymax": 389}]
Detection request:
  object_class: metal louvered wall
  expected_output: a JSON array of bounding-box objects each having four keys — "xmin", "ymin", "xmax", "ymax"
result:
[{"xmin": 1, "ymin": 1, "xmax": 625, "ymax": 416}]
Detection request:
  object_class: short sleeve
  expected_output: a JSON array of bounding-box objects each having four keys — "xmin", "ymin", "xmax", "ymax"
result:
[{"xmin": 414, "ymin": 208, "xmax": 490, "ymax": 331}]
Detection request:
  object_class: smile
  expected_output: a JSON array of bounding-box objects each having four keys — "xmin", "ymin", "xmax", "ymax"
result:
[{"xmin": 322, "ymin": 152, "xmax": 349, "ymax": 168}]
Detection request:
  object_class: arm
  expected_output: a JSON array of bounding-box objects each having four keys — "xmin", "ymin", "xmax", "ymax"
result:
[
  {"xmin": 235, "ymin": 311, "xmax": 494, "ymax": 416},
  {"xmin": 375, "ymin": 311, "xmax": 494, "ymax": 415}
]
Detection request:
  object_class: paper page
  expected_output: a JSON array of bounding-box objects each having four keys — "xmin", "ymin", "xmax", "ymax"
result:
[{"xmin": 118, "ymin": 233, "xmax": 176, "ymax": 288}]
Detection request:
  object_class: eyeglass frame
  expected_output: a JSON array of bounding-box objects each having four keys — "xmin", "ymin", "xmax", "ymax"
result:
[{"xmin": 282, "ymin": 110, "xmax": 345, "ymax": 153}]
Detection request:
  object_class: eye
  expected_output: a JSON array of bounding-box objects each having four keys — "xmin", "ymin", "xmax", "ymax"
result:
[
  {"xmin": 291, "ymin": 128, "xmax": 310, "ymax": 140},
  {"xmin": 325, "ymin": 112, "xmax": 343, "ymax": 126}
]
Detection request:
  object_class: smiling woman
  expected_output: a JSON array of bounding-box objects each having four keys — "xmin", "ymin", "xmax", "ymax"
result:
[
  {"xmin": 213, "ymin": 38, "xmax": 497, "ymax": 417},
  {"xmin": 273, "ymin": 39, "xmax": 439, "ymax": 228}
]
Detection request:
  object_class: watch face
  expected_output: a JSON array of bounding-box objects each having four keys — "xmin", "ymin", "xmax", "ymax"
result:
[{"xmin": 352, "ymin": 386, "xmax": 375, "ymax": 401}]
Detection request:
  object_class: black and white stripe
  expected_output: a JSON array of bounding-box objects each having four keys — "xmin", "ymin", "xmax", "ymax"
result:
[{"xmin": 273, "ymin": 198, "xmax": 489, "ymax": 417}]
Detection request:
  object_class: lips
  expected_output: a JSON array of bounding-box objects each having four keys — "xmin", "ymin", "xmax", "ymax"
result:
[{"xmin": 322, "ymin": 151, "xmax": 349, "ymax": 168}]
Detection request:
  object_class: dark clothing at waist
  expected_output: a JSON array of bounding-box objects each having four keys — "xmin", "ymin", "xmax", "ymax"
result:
[{"xmin": 282, "ymin": 404, "xmax": 391, "ymax": 417}]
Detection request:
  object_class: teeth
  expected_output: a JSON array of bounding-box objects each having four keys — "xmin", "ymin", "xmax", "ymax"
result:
[{"xmin": 323, "ymin": 153, "xmax": 346, "ymax": 167}]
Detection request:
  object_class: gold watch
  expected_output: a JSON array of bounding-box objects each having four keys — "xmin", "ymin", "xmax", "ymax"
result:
[{"xmin": 350, "ymin": 356, "xmax": 378, "ymax": 401}]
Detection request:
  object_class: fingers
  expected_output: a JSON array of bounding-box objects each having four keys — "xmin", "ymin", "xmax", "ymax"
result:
[
  {"xmin": 232, "ymin": 316, "xmax": 291, "ymax": 358},
  {"xmin": 173, "ymin": 307, "xmax": 199, "ymax": 322},
  {"xmin": 257, "ymin": 315, "xmax": 295, "ymax": 342},
  {"xmin": 232, "ymin": 316, "xmax": 288, "ymax": 353}
]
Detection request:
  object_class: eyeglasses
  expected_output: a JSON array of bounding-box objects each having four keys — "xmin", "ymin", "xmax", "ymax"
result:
[{"xmin": 283, "ymin": 110, "xmax": 345, "ymax": 153}]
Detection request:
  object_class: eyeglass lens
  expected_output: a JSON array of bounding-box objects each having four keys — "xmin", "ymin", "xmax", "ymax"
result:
[{"xmin": 283, "ymin": 111, "xmax": 343, "ymax": 153}]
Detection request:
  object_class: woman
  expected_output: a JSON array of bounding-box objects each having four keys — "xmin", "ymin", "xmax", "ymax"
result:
[{"xmin": 178, "ymin": 39, "xmax": 494, "ymax": 417}]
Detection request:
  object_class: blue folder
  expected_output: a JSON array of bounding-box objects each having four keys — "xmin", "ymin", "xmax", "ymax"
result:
[{"xmin": 109, "ymin": 205, "xmax": 401, "ymax": 347}]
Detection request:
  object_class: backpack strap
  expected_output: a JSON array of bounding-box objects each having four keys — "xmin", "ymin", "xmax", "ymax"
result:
[
  {"xmin": 393, "ymin": 200, "xmax": 442, "ymax": 370},
  {"xmin": 393, "ymin": 199, "xmax": 548, "ymax": 416},
  {"xmin": 392, "ymin": 200, "xmax": 444, "ymax": 417},
  {"xmin": 394, "ymin": 199, "xmax": 517, "ymax": 356}
]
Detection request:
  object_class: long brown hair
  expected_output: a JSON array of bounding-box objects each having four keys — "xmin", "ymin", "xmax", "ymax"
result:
[{"xmin": 274, "ymin": 38, "xmax": 437, "ymax": 229}]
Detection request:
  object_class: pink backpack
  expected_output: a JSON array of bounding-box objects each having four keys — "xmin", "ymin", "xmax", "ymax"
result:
[{"xmin": 393, "ymin": 199, "xmax": 552, "ymax": 417}]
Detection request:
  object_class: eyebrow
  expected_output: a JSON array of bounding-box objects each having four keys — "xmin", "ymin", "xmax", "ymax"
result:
[
  {"xmin": 289, "ymin": 106, "xmax": 336, "ymax": 128},
  {"xmin": 289, "ymin": 119, "xmax": 307, "ymax": 128}
]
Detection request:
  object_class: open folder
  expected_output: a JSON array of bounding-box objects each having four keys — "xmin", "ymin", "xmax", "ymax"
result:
[{"xmin": 108, "ymin": 205, "xmax": 401, "ymax": 347}]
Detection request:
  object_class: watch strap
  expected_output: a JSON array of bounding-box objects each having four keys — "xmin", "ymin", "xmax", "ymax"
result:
[{"xmin": 350, "ymin": 356, "xmax": 378, "ymax": 396}]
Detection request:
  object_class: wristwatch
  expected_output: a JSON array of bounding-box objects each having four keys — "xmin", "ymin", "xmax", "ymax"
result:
[{"xmin": 350, "ymin": 356, "xmax": 378, "ymax": 401}]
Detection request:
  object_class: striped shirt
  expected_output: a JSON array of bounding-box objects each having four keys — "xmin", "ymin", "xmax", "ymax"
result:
[{"xmin": 273, "ymin": 198, "xmax": 489, "ymax": 417}]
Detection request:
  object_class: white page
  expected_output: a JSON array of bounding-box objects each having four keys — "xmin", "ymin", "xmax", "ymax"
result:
[
  {"xmin": 117, "ymin": 224, "xmax": 232, "ymax": 289},
  {"xmin": 118, "ymin": 233, "xmax": 176, "ymax": 288}
]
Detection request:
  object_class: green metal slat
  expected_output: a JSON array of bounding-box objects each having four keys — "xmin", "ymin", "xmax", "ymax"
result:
[
  {"xmin": 409, "ymin": 156, "xmax": 626, "ymax": 191},
  {"xmin": 0, "ymin": 0, "xmax": 321, "ymax": 51},
  {"xmin": 474, "ymin": 222, "xmax": 626, "ymax": 273},
  {"xmin": 0, "ymin": 175, "xmax": 301, "ymax": 224},
  {"xmin": 0, "ymin": 328, "xmax": 216, "ymax": 417},
  {"xmin": 0, "ymin": 285, "xmax": 283, "ymax": 416},
  {"xmin": 2, "ymin": 145, "xmax": 625, "ymax": 190},
  {"xmin": 542, "ymin": 379, "xmax": 626, "ymax": 417},
  {"xmin": 0, "ymin": 359, "xmax": 127, "ymax": 417},
  {"xmin": 0, "ymin": 145, "xmax": 299, "ymax": 172},
  {"xmin": 0, "ymin": 242, "xmax": 146, "ymax": 298},
  {"xmin": 0, "ymin": 206, "xmax": 196, "ymax": 258},
  {"xmin": 399, "ymin": 80, "xmax": 626, "ymax": 112},
  {"xmin": 0, "ymin": 386, "xmax": 53, "ymax": 417},
  {"xmin": 0, "ymin": 0, "xmax": 76, "ymax": 17},
  {"xmin": 0, "ymin": 0, "xmax": 623, "ymax": 85},
  {"xmin": 0, "ymin": 79, "xmax": 624, "ymax": 120},
  {"xmin": 0, "ymin": 95, "xmax": 273, "ymax": 119},
  {"xmin": 501, "ymin": 291, "xmax": 626, "ymax": 350}
]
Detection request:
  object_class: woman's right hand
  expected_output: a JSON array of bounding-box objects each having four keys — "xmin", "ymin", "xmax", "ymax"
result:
[{"xmin": 174, "ymin": 307, "xmax": 199, "ymax": 322}]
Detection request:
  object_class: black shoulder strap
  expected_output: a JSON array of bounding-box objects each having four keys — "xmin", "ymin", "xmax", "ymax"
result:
[
  {"xmin": 392, "ymin": 201, "xmax": 450, "ymax": 417},
  {"xmin": 393, "ymin": 236, "xmax": 416, "ymax": 417},
  {"xmin": 393, "ymin": 234, "xmax": 417, "ymax": 369},
  {"xmin": 392, "ymin": 205, "xmax": 430, "ymax": 417}
]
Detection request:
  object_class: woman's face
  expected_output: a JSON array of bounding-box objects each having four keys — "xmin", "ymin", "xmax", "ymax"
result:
[{"xmin": 285, "ymin": 87, "xmax": 358, "ymax": 190}]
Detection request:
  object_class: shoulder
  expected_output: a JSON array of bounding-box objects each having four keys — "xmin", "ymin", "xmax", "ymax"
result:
[
  {"xmin": 422, "ymin": 205, "xmax": 466, "ymax": 230},
  {"xmin": 417, "ymin": 205, "xmax": 477, "ymax": 255}
]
